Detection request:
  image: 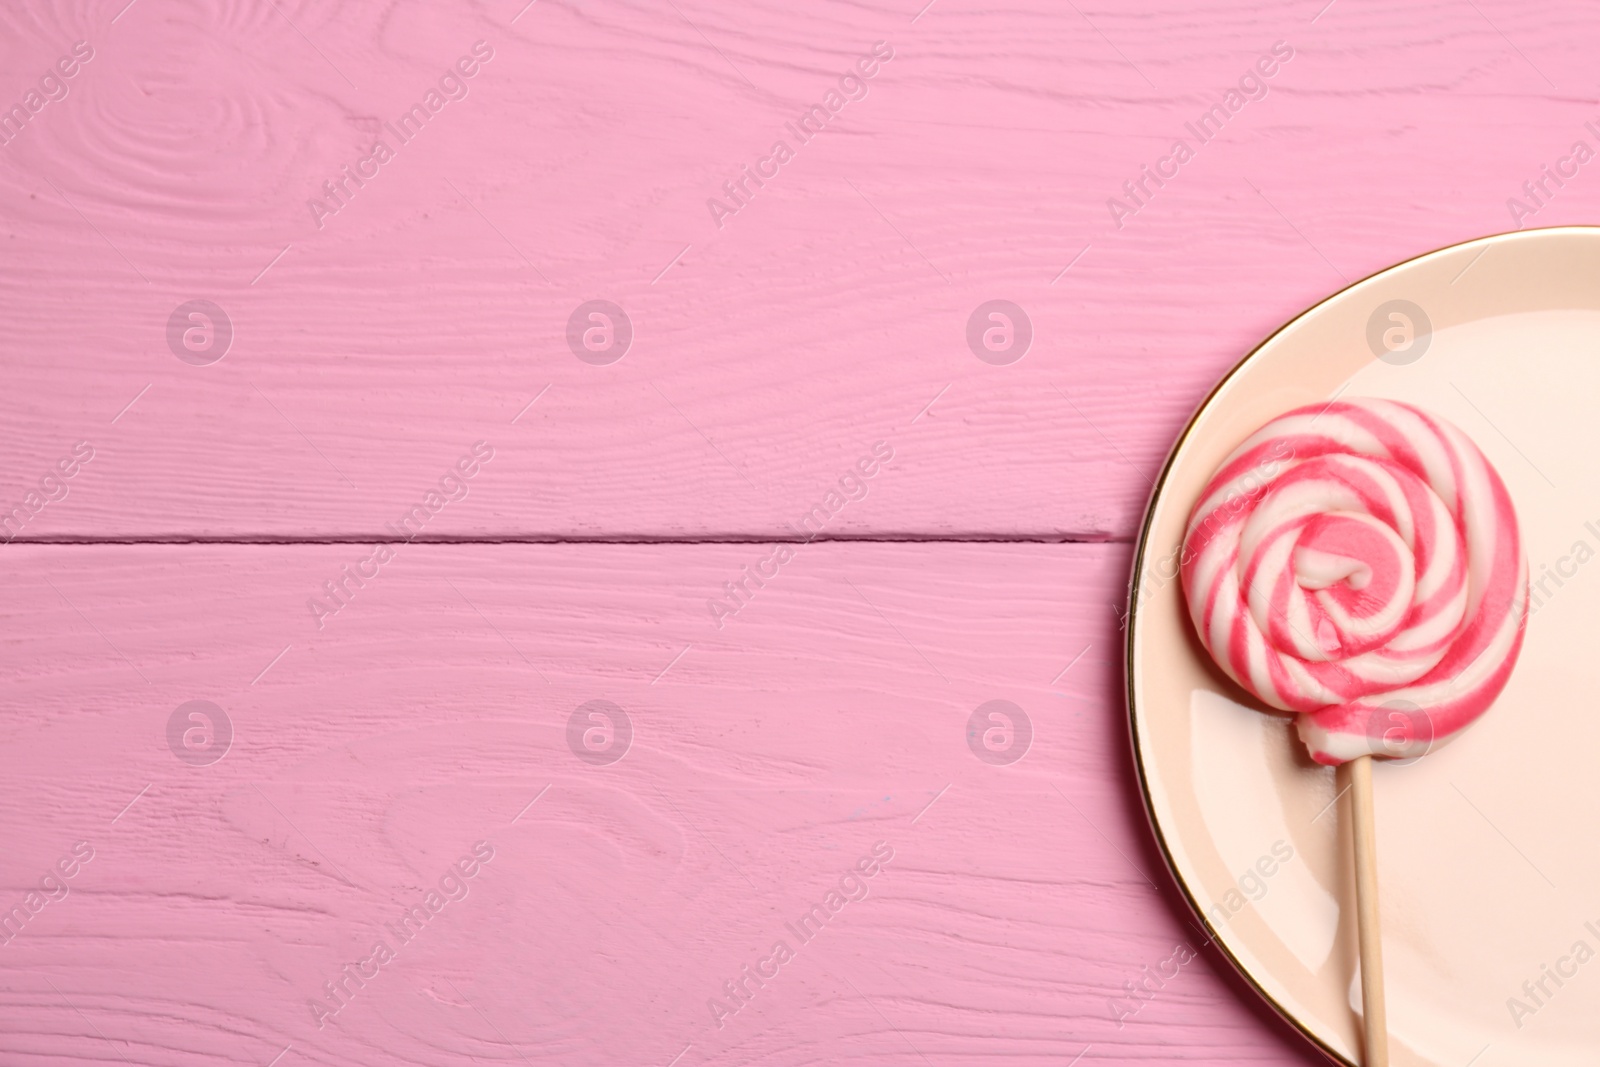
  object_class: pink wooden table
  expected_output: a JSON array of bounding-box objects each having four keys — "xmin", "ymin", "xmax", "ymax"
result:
[{"xmin": 1, "ymin": 0, "xmax": 1592, "ymax": 1063}]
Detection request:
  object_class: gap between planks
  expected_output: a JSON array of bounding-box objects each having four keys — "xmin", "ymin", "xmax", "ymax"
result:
[{"xmin": 2, "ymin": 534, "xmax": 1135, "ymax": 547}]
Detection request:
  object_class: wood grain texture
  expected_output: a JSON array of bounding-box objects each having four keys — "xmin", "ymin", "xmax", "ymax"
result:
[
  {"xmin": 0, "ymin": 542, "xmax": 1318, "ymax": 1066},
  {"xmin": 2, "ymin": 0, "xmax": 1598, "ymax": 539}
]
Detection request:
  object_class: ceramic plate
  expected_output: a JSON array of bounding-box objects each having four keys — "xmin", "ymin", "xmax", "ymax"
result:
[{"xmin": 1127, "ymin": 226, "xmax": 1600, "ymax": 1066}]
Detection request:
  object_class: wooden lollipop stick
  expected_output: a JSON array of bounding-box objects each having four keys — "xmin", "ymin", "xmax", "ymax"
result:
[{"xmin": 1349, "ymin": 754, "xmax": 1388, "ymax": 1067}]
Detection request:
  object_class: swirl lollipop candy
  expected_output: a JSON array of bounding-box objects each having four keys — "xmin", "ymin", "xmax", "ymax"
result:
[
  {"xmin": 1179, "ymin": 396, "xmax": 1528, "ymax": 1066},
  {"xmin": 1181, "ymin": 397, "xmax": 1528, "ymax": 764}
]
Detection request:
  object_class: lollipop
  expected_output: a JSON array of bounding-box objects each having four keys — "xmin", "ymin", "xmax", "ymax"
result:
[
  {"xmin": 1181, "ymin": 397, "xmax": 1528, "ymax": 763},
  {"xmin": 1179, "ymin": 396, "xmax": 1529, "ymax": 1065}
]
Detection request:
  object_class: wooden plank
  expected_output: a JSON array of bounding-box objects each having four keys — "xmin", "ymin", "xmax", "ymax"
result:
[
  {"xmin": 0, "ymin": 541, "xmax": 1320, "ymax": 1065},
  {"xmin": 2, "ymin": 2, "xmax": 1596, "ymax": 539}
]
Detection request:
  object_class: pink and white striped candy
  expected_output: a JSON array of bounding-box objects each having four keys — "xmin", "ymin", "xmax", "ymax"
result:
[{"xmin": 1180, "ymin": 398, "xmax": 1528, "ymax": 765}]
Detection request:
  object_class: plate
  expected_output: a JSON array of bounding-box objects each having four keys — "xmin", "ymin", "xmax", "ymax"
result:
[{"xmin": 1127, "ymin": 226, "xmax": 1600, "ymax": 1066}]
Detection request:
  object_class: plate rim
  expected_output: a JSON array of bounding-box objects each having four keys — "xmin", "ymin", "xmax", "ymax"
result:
[{"xmin": 1120, "ymin": 223, "xmax": 1600, "ymax": 1066}]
